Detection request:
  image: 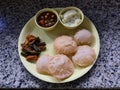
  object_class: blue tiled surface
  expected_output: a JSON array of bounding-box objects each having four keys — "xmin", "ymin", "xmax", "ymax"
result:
[{"xmin": 0, "ymin": 0, "xmax": 120, "ymax": 88}]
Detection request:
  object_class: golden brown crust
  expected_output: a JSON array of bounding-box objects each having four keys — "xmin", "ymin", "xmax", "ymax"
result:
[
  {"xmin": 48, "ymin": 54, "xmax": 74, "ymax": 80},
  {"xmin": 74, "ymin": 29, "xmax": 94, "ymax": 45},
  {"xmin": 36, "ymin": 55, "xmax": 53, "ymax": 75},
  {"xmin": 72, "ymin": 45, "xmax": 96, "ymax": 67},
  {"xmin": 53, "ymin": 35, "xmax": 77, "ymax": 56}
]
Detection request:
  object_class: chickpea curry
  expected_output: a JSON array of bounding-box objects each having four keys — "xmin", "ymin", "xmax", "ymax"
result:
[{"xmin": 37, "ymin": 11, "xmax": 57, "ymax": 27}]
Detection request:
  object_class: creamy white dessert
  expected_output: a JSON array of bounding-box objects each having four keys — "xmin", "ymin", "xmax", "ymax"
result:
[{"xmin": 61, "ymin": 9, "xmax": 81, "ymax": 27}]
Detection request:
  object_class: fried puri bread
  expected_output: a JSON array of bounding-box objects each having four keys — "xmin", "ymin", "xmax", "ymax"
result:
[
  {"xmin": 36, "ymin": 55, "xmax": 53, "ymax": 75},
  {"xmin": 53, "ymin": 35, "xmax": 77, "ymax": 56},
  {"xmin": 72, "ymin": 45, "xmax": 96, "ymax": 67},
  {"xmin": 74, "ymin": 29, "xmax": 94, "ymax": 45},
  {"xmin": 48, "ymin": 54, "xmax": 74, "ymax": 80}
]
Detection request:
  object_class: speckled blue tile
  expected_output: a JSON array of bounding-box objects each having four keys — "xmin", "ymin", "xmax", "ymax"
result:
[{"xmin": 0, "ymin": 0, "xmax": 120, "ymax": 89}]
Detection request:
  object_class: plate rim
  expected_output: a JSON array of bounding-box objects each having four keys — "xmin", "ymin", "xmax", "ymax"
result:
[{"xmin": 18, "ymin": 8, "xmax": 100, "ymax": 83}]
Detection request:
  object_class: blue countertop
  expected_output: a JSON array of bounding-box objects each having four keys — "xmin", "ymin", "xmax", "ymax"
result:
[{"xmin": 0, "ymin": 0, "xmax": 120, "ymax": 88}]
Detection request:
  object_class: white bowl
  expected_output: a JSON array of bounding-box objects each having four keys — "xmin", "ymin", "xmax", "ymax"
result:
[{"xmin": 59, "ymin": 7, "xmax": 84, "ymax": 29}]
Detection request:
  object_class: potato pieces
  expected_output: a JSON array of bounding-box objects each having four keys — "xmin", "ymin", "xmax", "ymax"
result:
[{"xmin": 21, "ymin": 35, "xmax": 46, "ymax": 61}]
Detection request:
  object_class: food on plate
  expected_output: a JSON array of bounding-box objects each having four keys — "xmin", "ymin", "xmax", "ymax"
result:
[
  {"xmin": 72, "ymin": 45, "xmax": 96, "ymax": 67},
  {"xmin": 37, "ymin": 11, "xmax": 57, "ymax": 27},
  {"xmin": 26, "ymin": 55, "xmax": 38, "ymax": 61},
  {"xmin": 53, "ymin": 35, "xmax": 77, "ymax": 56},
  {"xmin": 21, "ymin": 35, "xmax": 46, "ymax": 61},
  {"xmin": 36, "ymin": 55, "xmax": 53, "ymax": 75},
  {"xmin": 48, "ymin": 54, "xmax": 74, "ymax": 80},
  {"xmin": 74, "ymin": 29, "xmax": 94, "ymax": 45},
  {"xmin": 60, "ymin": 9, "xmax": 81, "ymax": 27},
  {"xmin": 18, "ymin": 7, "xmax": 100, "ymax": 83}
]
